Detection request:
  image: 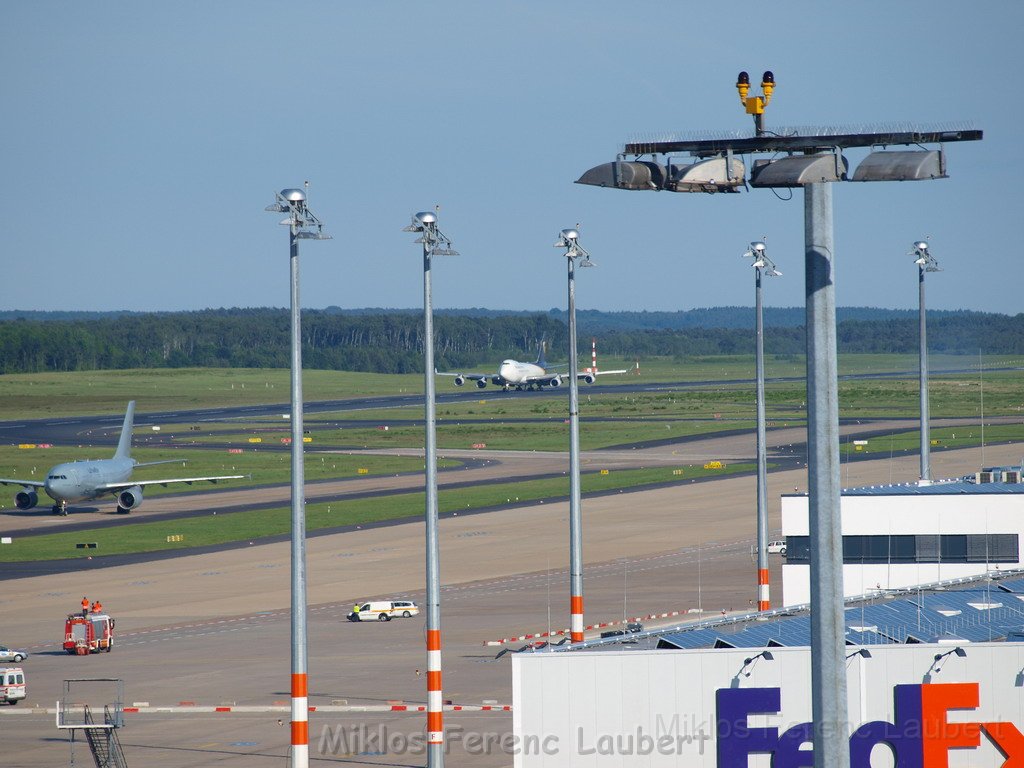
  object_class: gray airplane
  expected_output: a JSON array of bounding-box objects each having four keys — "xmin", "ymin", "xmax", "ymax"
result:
[{"xmin": 0, "ymin": 401, "xmax": 244, "ymax": 515}]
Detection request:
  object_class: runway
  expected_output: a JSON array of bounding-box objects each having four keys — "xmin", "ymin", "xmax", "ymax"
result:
[{"xmin": 2, "ymin": 433, "xmax": 1021, "ymax": 767}]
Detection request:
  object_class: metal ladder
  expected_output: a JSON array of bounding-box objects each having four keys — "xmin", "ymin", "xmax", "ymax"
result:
[{"xmin": 81, "ymin": 704, "xmax": 128, "ymax": 768}]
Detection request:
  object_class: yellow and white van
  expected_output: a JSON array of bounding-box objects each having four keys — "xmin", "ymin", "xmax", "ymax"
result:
[
  {"xmin": 1, "ymin": 667, "xmax": 26, "ymax": 705},
  {"xmin": 347, "ymin": 600, "xmax": 419, "ymax": 622}
]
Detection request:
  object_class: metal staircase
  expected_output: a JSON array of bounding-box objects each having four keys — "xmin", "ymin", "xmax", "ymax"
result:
[
  {"xmin": 58, "ymin": 679, "xmax": 128, "ymax": 768},
  {"xmin": 81, "ymin": 704, "xmax": 128, "ymax": 768}
]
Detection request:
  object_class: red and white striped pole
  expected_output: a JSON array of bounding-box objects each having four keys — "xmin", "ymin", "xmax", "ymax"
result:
[
  {"xmin": 570, "ymin": 594, "xmax": 584, "ymax": 643},
  {"xmin": 426, "ymin": 628, "xmax": 443, "ymax": 746},
  {"xmin": 758, "ymin": 569, "xmax": 770, "ymax": 612},
  {"xmin": 291, "ymin": 672, "xmax": 308, "ymax": 764},
  {"xmin": 591, "ymin": 338, "xmax": 598, "ymax": 374}
]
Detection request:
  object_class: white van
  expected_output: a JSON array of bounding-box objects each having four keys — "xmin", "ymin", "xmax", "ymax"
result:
[
  {"xmin": 1, "ymin": 667, "xmax": 26, "ymax": 705},
  {"xmin": 347, "ymin": 600, "xmax": 420, "ymax": 622}
]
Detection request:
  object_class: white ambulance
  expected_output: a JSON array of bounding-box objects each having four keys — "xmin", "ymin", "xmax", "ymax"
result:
[
  {"xmin": 1, "ymin": 667, "xmax": 26, "ymax": 705},
  {"xmin": 347, "ymin": 600, "xmax": 420, "ymax": 622}
]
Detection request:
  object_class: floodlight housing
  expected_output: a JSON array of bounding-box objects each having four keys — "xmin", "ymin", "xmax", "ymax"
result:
[
  {"xmin": 853, "ymin": 150, "xmax": 946, "ymax": 182},
  {"xmin": 750, "ymin": 154, "xmax": 848, "ymax": 187},
  {"xmin": 575, "ymin": 160, "xmax": 666, "ymax": 191},
  {"xmin": 576, "ymin": 157, "xmax": 744, "ymax": 193},
  {"xmin": 669, "ymin": 157, "xmax": 745, "ymax": 192}
]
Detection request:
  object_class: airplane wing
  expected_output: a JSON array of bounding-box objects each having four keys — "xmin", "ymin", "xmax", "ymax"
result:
[
  {"xmin": 96, "ymin": 475, "xmax": 246, "ymax": 493},
  {"xmin": 435, "ymin": 372, "xmax": 489, "ymax": 381},
  {"xmin": 589, "ymin": 361, "xmax": 640, "ymax": 376},
  {"xmin": 0, "ymin": 478, "xmax": 46, "ymax": 488},
  {"xmin": 522, "ymin": 372, "xmax": 563, "ymax": 384},
  {"xmin": 435, "ymin": 369, "xmax": 495, "ymax": 388}
]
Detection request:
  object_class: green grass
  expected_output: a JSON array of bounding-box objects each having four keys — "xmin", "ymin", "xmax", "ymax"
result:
[
  {"xmin": 0, "ymin": 446, "xmax": 453, "ymax": 505},
  {"xmin": 0, "ymin": 354, "xmax": 1019, "ymax": 421},
  {"xmin": 0, "ymin": 463, "xmax": 755, "ymax": 561},
  {"xmin": 0, "ymin": 368, "xmax": 424, "ymax": 420},
  {"xmin": 176, "ymin": 417, "xmax": 757, "ymax": 453},
  {"xmin": 840, "ymin": 424, "xmax": 1024, "ymax": 458}
]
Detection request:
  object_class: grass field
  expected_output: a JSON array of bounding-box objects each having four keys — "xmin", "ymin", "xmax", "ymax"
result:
[
  {"xmin": 0, "ymin": 353, "xmax": 1019, "ymax": 420},
  {"xmin": 0, "ymin": 446, "xmax": 452, "ymax": 507},
  {"xmin": 1, "ymin": 356, "xmax": 1021, "ymax": 560},
  {"xmin": 839, "ymin": 424, "xmax": 1024, "ymax": 461},
  {"xmin": 0, "ymin": 463, "xmax": 755, "ymax": 561}
]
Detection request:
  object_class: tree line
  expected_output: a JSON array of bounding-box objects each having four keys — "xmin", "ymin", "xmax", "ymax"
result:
[{"xmin": 0, "ymin": 308, "xmax": 1021, "ymax": 375}]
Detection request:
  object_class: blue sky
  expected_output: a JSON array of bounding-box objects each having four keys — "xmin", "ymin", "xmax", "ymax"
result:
[{"xmin": 2, "ymin": 2, "xmax": 1020, "ymax": 315}]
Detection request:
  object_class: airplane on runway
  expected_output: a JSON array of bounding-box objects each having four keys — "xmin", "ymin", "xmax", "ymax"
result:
[
  {"xmin": 438, "ymin": 341, "xmax": 637, "ymax": 392},
  {"xmin": 0, "ymin": 401, "xmax": 244, "ymax": 515}
]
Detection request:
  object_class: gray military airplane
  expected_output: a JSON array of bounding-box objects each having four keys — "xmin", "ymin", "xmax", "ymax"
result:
[{"xmin": 0, "ymin": 401, "xmax": 244, "ymax": 515}]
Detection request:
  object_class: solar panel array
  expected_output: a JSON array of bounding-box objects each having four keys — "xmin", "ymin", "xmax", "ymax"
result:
[{"xmin": 657, "ymin": 583, "xmax": 1024, "ymax": 651}]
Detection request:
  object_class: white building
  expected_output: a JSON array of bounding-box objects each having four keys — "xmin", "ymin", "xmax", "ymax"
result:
[
  {"xmin": 781, "ymin": 480, "xmax": 1024, "ymax": 606},
  {"xmin": 513, "ymin": 642, "xmax": 1024, "ymax": 768}
]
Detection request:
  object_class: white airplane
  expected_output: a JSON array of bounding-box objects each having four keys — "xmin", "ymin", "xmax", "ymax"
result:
[
  {"xmin": 0, "ymin": 401, "xmax": 244, "ymax": 515},
  {"xmin": 438, "ymin": 341, "xmax": 637, "ymax": 392}
]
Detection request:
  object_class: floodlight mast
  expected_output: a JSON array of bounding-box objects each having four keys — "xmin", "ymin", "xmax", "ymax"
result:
[
  {"xmin": 264, "ymin": 186, "xmax": 331, "ymax": 768},
  {"xmin": 403, "ymin": 210, "xmax": 458, "ymax": 768},
  {"xmin": 743, "ymin": 241, "xmax": 780, "ymax": 611},
  {"xmin": 555, "ymin": 228, "xmax": 594, "ymax": 643},
  {"xmin": 574, "ymin": 71, "xmax": 982, "ymax": 768},
  {"xmin": 912, "ymin": 240, "xmax": 940, "ymax": 484}
]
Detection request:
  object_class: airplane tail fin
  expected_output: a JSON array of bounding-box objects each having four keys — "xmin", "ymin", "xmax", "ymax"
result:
[
  {"xmin": 534, "ymin": 340, "xmax": 549, "ymax": 368},
  {"xmin": 114, "ymin": 401, "xmax": 135, "ymax": 461}
]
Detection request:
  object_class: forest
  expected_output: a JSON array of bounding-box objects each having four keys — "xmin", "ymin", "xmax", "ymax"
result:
[{"xmin": 0, "ymin": 308, "xmax": 1021, "ymax": 375}]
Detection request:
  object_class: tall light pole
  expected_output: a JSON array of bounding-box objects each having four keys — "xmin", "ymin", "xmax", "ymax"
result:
[
  {"xmin": 743, "ymin": 241, "xmax": 781, "ymax": 611},
  {"xmin": 403, "ymin": 210, "xmax": 457, "ymax": 768},
  {"xmin": 912, "ymin": 240, "xmax": 940, "ymax": 484},
  {"xmin": 264, "ymin": 186, "xmax": 330, "ymax": 768},
  {"xmin": 576, "ymin": 70, "xmax": 981, "ymax": 766},
  {"xmin": 555, "ymin": 228, "xmax": 594, "ymax": 643}
]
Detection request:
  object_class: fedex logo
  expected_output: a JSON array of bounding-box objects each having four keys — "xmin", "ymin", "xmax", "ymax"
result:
[{"xmin": 716, "ymin": 683, "xmax": 1024, "ymax": 767}]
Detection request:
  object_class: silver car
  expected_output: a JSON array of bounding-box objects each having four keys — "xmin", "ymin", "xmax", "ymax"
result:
[{"xmin": 0, "ymin": 646, "xmax": 28, "ymax": 663}]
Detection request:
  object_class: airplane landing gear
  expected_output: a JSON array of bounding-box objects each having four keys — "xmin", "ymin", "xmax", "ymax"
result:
[{"xmin": 52, "ymin": 501, "xmax": 68, "ymax": 516}]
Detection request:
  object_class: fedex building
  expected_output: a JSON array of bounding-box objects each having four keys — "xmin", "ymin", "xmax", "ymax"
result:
[
  {"xmin": 513, "ymin": 642, "xmax": 1024, "ymax": 767},
  {"xmin": 780, "ymin": 479, "xmax": 1024, "ymax": 606}
]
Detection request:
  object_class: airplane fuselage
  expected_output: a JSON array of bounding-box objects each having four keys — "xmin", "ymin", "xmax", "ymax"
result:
[
  {"xmin": 496, "ymin": 359, "xmax": 547, "ymax": 386},
  {"xmin": 44, "ymin": 458, "xmax": 134, "ymax": 504}
]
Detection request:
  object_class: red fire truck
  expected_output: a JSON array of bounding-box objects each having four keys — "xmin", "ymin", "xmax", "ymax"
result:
[{"xmin": 63, "ymin": 612, "xmax": 115, "ymax": 654}]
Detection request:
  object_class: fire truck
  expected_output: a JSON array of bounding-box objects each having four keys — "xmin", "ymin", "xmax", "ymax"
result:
[{"xmin": 63, "ymin": 612, "xmax": 115, "ymax": 654}]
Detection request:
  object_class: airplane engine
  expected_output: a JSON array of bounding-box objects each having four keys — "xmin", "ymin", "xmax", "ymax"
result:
[
  {"xmin": 549, "ymin": 376, "xmax": 563, "ymax": 388},
  {"xmin": 454, "ymin": 376, "xmax": 466, "ymax": 387},
  {"xmin": 117, "ymin": 485, "xmax": 144, "ymax": 512},
  {"xmin": 475, "ymin": 379, "xmax": 487, "ymax": 388},
  {"xmin": 15, "ymin": 489, "xmax": 38, "ymax": 510},
  {"xmin": 582, "ymin": 374, "xmax": 596, "ymax": 385}
]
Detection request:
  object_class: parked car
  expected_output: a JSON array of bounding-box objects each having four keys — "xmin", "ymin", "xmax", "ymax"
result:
[
  {"xmin": 766, "ymin": 540, "xmax": 787, "ymax": 556},
  {"xmin": 600, "ymin": 622, "xmax": 644, "ymax": 639},
  {"xmin": 347, "ymin": 600, "xmax": 420, "ymax": 622},
  {"xmin": 0, "ymin": 647, "xmax": 27, "ymax": 663}
]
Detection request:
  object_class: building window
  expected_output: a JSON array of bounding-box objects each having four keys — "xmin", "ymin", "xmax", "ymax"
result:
[{"xmin": 783, "ymin": 534, "xmax": 1018, "ymax": 565}]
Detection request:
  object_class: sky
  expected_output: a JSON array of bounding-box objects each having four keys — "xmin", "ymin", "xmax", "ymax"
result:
[{"xmin": 2, "ymin": 2, "xmax": 1021, "ymax": 316}]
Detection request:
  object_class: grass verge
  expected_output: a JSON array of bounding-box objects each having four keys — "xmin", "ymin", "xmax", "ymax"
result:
[{"xmin": 0, "ymin": 463, "xmax": 755, "ymax": 561}]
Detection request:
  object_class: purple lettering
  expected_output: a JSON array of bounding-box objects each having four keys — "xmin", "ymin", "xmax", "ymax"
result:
[
  {"xmin": 773, "ymin": 721, "xmax": 814, "ymax": 768},
  {"xmin": 716, "ymin": 687, "xmax": 780, "ymax": 766}
]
